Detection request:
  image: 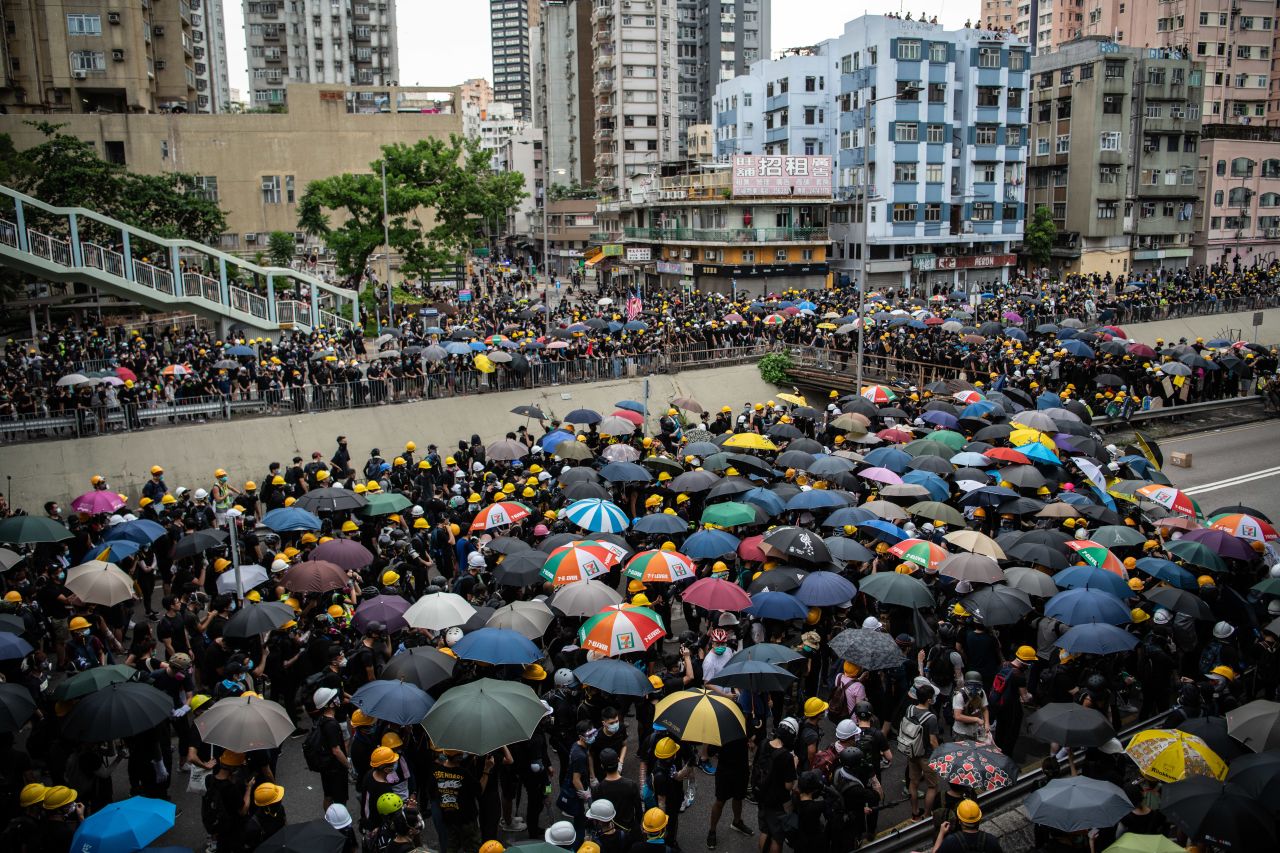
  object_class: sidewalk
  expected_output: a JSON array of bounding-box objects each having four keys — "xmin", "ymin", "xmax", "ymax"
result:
[{"xmin": 1124, "ymin": 307, "xmax": 1278, "ymax": 346}]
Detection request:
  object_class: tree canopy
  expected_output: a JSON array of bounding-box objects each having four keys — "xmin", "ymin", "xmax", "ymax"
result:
[
  {"xmin": 0, "ymin": 122, "xmax": 227, "ymax": 244},
  {"xmin": 267, "ymin": 230, "xmax": 296, "ymax": 267},
  {"xmin": 297, "ymin": 134, "xmax": 527, "ymax": 285},
  {"xmin": 1024, "ymin": 205, "xmax": 1057, "ymax": 271}
]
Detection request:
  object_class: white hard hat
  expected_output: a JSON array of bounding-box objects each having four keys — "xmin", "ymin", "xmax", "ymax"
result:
[
  {"xmin": 835, "ymin": 719, "xmax": 858, "ymax": 741},
  {"xmin": 271, "ymin": 559, "xmax": 290, "ymax": 573},
  {"xmin": 472, "ymin": 461, "xmax": 485, "ymax": 473},
  {"xmin": 468, "ymin": 551, "xmax": 486, "ymax": 568},
  {"xmin": 325, "ymin": 803, "xmax": 353, "ymax": 830},
  {"xmin": 412, "ymin": 505, "xmax": 424, "ymax": 517},
  {"xmin": 545, "ymin": 820, "xmax": 577, "ymax": 846},
  {"xmin": 862, "ymin": 616, "xmax": 882, "ymax": 631},
  {"xmin": 194, "ymin": 488, "xmax": 209, "ymax": 500},
  {"xmin": 1153, "ymin": 608, "xmax": 1172, "ymax": 625},
  {"xmin": 586, "ymin": 799, "xmax": 617, "ymax": 822},
  {"xmin": 1212, "ymin": 621, "xmax": 1235, "ymax": 640},
  {"xmin": 312, "ymin": 686, "xmax": 339, "ymax": 709},
  {"xmin": 445, "ymin": 626, "xmax": 464, "ymax": 645}
]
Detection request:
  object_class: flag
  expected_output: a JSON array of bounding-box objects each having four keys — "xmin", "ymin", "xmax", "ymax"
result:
[{"xmin": 626, "ymin": 292, "xmax": 643, "ymax": 321}]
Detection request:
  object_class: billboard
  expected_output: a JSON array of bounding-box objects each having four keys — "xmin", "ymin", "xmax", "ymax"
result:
[{"xmin": 732, "ymin": 155, "xmax": 833, "ymax": 197}]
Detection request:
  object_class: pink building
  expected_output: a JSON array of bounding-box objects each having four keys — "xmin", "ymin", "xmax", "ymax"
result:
[
  {"xmin": 1196, "ymin": 125, "xmax": 1280, "ymax": 266},
  {"xmin": 980, "ymin": 0, "xmax": 1085, "ymax": 53}
]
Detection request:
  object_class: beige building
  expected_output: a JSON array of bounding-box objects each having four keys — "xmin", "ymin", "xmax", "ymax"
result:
[
  {"xmin": 0, "ymin": 84, "xmax": 463, "ymax": 251},
  {"xmin": 980, "ymin": 0, "xmax": 1082, "ymax": 54},
  {"xmin": 0, "ymin": 0, "xmax": 231, "ymax": 114}
]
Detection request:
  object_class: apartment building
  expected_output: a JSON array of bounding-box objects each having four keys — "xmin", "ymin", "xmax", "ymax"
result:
[
  {"xmin": 590, "ymin": 0, "xmax": 680, "ymax": 200},
  {"xmin": 680, "ymin": 0, "xmax": 770, "ymax": 146},
  {"xmin": 536, "ymin": 0, "xmax": 595, "ymax": 185},
  {"xmin": 243, "ymin": 0, "xmax": 399, "ymax": 110},
  {"xmin": 1025, "ymin": 40, "xmax": 1203, "ymax": 276},
  {"xmin": 0, "ymin": 0, "xmax": 230, "ymax": 114},
  {"xmin": 460, "ymin": 77, "xmax": 494, "ymax": 113},
  {"xmin": 492, "ymin": 0, "xmax": 539, "ymax": 120},
  {"xmin": 712, "ymin": 50, "xmax": 835, "ymax": 158},
  {"xmin": 980, "ymin": 0, "xmax": 1084, "ymax": 55}
]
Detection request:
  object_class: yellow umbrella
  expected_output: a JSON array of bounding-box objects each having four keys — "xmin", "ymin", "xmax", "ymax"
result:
[
  {"xmin": 816, "ymin": 323, "xmax": 838, "ymax": 330},
  {"xmin": 722, "ymin": 433, "xmax": 778, "ymax": 452},
  {"xmin": 1009, "ymin": 428, "xmax": 1058, "ymax": 451},
  {"xmin": 1124, "ymin": 729, "xmax": 1226, "ymax": 782},
  {"xmin": 776, "ymin": 392, "xmax": 808, "ymax": 406},
  {"xmin": 473, "ymin": 354, "xmax": 496, "ymax": 374},
  {"xmin": 653, "ymin": 688, "xmax": 746, "ymax": 745}
]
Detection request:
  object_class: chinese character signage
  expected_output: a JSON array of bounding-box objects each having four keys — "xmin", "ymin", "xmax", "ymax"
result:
[
  {"xmin": 625, "ymin": 247, "xmax": 652, "ymax": 262},
  {"xmin": 732, "ymin": 155, "xmax": 834, "ymax": 197}
]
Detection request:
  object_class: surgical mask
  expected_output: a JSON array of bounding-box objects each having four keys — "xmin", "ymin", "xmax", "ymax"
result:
[
  {"xmin": 79, "ymin": 629, "xmax": 91, "ymax": 637},
  {"xmin": 604, "ymin": 722, "xmax": 620, "ymax": 735},
  {"xmin": 336, "ymin": 656, "xmax": 347, "ymax": 668},
  {"xmin": 584, "ymin": 730, "xmax": 598, "ymax": 745},
  {"xmin": 714, "ymin": 645, "xmax": 727, "ymax": 655}
]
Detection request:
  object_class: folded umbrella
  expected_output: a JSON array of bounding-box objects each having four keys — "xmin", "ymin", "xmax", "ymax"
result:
[
  {"xmin": 351, "ymin": 679, "xmax": 435, "ymax": 725},
  {"xmin": 196, "ymin": 694, "xmax": 295, "ymax": 751}
]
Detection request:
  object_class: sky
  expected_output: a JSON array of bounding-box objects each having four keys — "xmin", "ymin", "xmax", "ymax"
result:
[{"xmin": 223, "ymin": 1, "xmax": 974, "ymax": 98}]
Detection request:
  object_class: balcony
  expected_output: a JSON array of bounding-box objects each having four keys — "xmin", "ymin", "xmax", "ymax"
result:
[
  {"xmin": 623, "ymin": 226, "xmax": 828, "ymax": 243},
  {"xmin": 179, "ymin": 0, "xmax": 192, "ymax": 22}
]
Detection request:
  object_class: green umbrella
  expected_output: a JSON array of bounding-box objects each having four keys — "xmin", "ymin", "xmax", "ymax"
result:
[
  {"xmin": 360, "ymin": 492, "xmax": 413, "ymax": 517},
  {"xmin": 1091, "ymin": 525, "xmax": 1148, "ymax": 548},
  {"xmin": 0, "ymin": 516, "xmax": 71, "ymax": 544},
  {"xmin": 422, "ymin": 677, "xmax": 546, "ymax": 755},
  {"xmin": 925, "ymin": 430, "xmax": 967, "ymax": 452},
  {"xmin": 1102, "ymin": 834, "xmax": 1186, "ymax": 853},
  {"xmin": 859, "ymin": 571, "xmax": 935, "ymax": 608},
  {"xmin": 701, "ymin": 502, "xmax": 757, "ymax": 528},
  {"xmin": 53, "ymin": 664, "xmax": 138, "ymax": 702},
  {"xmin": 906, "ymin": 501, "xmax": 966, "ymax": 527},
  {"xmin": 1165, "ymin": 539, "xmax": 1227, "ymax": 572},
  {"xmin": 903, "ymin": 439, "xmax": 953, "ymax": 459}
]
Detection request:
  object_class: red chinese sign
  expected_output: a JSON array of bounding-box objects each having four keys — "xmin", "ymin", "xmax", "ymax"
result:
[{"xmin": 732, "ymin": 155, "xmax": 833, "ymax": 197}]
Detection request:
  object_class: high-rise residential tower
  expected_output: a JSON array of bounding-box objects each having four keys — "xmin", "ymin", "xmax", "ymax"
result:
[{"xmin": 492, "ymin": 0, "xmax": 539, "ymax": 120}]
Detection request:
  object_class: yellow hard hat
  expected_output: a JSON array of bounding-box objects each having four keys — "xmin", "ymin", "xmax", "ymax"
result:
[
  {"xmin": 161, "ymin": 494, "xmax": 177, "ymax": 505},
  {"xmin": 415, "ymin": 517, "xmax": 429, "ymax": 529},
  {"xmin": 628, "ymin": 579, "xmax": 647, "ymax": 593},
  {"xmin": 405, "ymin": 441, "xmax": 417, "ymax": 452},
  {"xmin": 1211, "ymin": 665, "xmax": 1236, "ymax": 681},
  {"xmin": 301, "ymin": 532, "xmax": 318, "ymax": 544},
  {"xmin": 806, "ymin": 607, "xmax": 821, "ymax": 625},
  {"xmin": 354, "ymin": 484, "xmax": 367, "ymax": 494},
  {"xmin": 369, "ymin": 746, "xmax": 399, "ymax": 768},
  {"xmin": 342, "ymin": 520, "xmax": 359, "ymax": 533},
  {"xmin": 1016, "ymin": 645, "xmax": 1037, "ymax": 662},
  {"xmin": 382, "ymin": 570, "xmax": 401, "ymax": 586},
  {"xmin": 19, "ymin": 783, "xmax": 47, "ymax": 808},
  {"xmin": 661, "ymin": 541, "xmax": 677, "ymax": 552},
  {"xmin": 643, "ymin": 807, "xmax": 669, "ymax": 834},
  {"xmin": 480, "ymin": 843, "xmax": 506, "ymax": 853},
  {"xmin": 645, "ymin": 495, "xmax": 663, "ymax": 507},
  {"xmin": 254, "ymin": 783, "xmax": 285, "ymax": 807},
  {"xmin": 952, "ymin": 603, "xmax": 970, "ymax": 618},
  {"xmin": 393, "ymin": 457, "xmax": 406, "ymax": 467},
  {"xmin": 327, "ymin": 604, "xmax": 345, "ymax": 619},
  {"xmin": 244, "ymin": 481, "xmax": 257, "ymax": 491},
  {"xmin": 956, "ymin": 799, "xmax": 982, "ymax": 824},
  {"xmin": 246, "ymin": 590, "xmax": 262, "ymax": 602},
  {"xmin": 523, "ymin": 663, "xmax": 548, "ymax": 681},
  {"xmin": 1131, "ymin": 608, "xmax": 1150, "ymax": 624},
  {"xmin": 654, "ymin": 737, "xmax": 679, "ymax": 759},
  {"xmin": 272, "ymin": 475, "xmax": 286, "ymax": 486},
  {"xmin": 42, "ymin": 786, "xmax": 78, "ymax": 811},
  {"xmin": 214, "ymin": 468, "xmax": 228, "ymax": 478},
  {"xmin": 350, "ymin": 709, "xmax": 375, "ymax": 728},
  {"xmin": 711, "ymin": 561, "xmax": 728, "ymax": 574},
  {"xmin": 631, "ymin": 593, "xmax": 651, "ymax": 607},
  {"xmin": 3, "ymin": 591, "xmax": 20, "ymax": 603},
  {"xmin": 804, "ymin": 697, "xmax": 830, "ymax": 717}
]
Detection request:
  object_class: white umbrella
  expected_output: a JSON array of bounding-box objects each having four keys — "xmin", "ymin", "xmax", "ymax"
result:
[
  {"xmin": 66, "ymin": 560, "xmax": 135, "ymax": 606},
  {"xmin": 56, "ymin": 373, "xmax": 90, "ymax": 386},
  {"xmin": 548, "ymin": 579, "xmax": 623, "ymax": 617},
  {"xmin": 404, "ymin": 591, "xmax": 477, "ymax": 631},
  {"xmin": 216, "ymin": 564, "xmax": 269, "ymax": 596},
  {"xmin": 487, "ymin": 600, "xmax": 555, "ymax": 639},
  {"xmin": 196, "ymin": 694, "xmax": 295, "ymax": 751},
  {"xmin": 597, "ymin": 298, "xmax": 614, "ymax": 306}
]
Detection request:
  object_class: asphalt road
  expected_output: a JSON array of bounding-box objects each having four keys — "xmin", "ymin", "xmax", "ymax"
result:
[{"xmin": 102, "ymin": 419, "xmax": 1280, "ymax": 851}]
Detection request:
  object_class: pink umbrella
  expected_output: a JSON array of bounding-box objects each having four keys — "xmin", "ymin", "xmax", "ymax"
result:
[
  {"xmin": 681, "ymin": 577, "xmax": 752, "ymax": 611},
  {"xmin": 738, "ymin": 534, "xmax": 767, "ymax": 563},
  {"xmin": 114, "ymin": 366, "xmax": 137, "ymax": 382},
  {"xmin": 1002, "ymin": 311, "xmax": 1024, "ymax": 324},
  {"xmin": 611, "ymin": 409, "xmax": 644, "ymax": 426},
  {"xmin": 1127, "ymin": 343, "xmax": 1157, "ymax": 358},
  {"xmin": 71, "ymin": 491, "xmax": 125, "ymax": 515},
  {"xmin": 859, "ymin": 467, "xmax": 904, "ymax": 485},
  {"xmin": 723, "ymin": 313, "xmax": 745, "ymax": 323}
]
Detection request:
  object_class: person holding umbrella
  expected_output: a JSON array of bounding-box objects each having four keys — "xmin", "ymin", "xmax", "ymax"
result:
[
  {"xmin": 37, "ymin": 786, "xmax": 84, "ymax": 853},
  {"xmin": 931, "ymin": 799, "xmax": 1001, "ymax": 853}
]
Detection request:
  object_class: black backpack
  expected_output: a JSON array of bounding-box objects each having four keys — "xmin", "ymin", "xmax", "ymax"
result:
[
  {"xmin": 302, "ymin": 722, "xmax": 329, "ymax": 772},
  {"xmin": 925, "ymin": 644, "xmax": 957, "ymax": 689},
  {"xmin": 749, "ymin": 742, "xmax": 778, "ymax": 801}
]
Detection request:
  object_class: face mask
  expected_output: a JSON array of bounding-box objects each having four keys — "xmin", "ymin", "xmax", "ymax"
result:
[
  {"xmin": 605, "ymin": 722, "xmax": 620, "ymax": 735},
  {"xmin": 58, "ymin": 572, "xmax": 66, "ymax": 581},
  {"xmin": 584, "ymin": 730, "xmax": 598, "ymax": 745},
  {"xmin": 336, "ymin": 657, "xmax": 347, "ymax": 668},
  {"xmin": 714, "ymin": 645, "xmax": 727, "ymax": 655},
  {"xmin": 80, "ymin": 629, "xmax": 91, "ymax": 637}
]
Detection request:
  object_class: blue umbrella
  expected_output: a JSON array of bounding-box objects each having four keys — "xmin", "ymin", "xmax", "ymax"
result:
[
  {"xmin": 1004, "ymin": 327, "xmax": 1028, "ymax": 342},
  {"xmin": 70, "ymin": 796, "xmax": 175, "ymax": 853},
  {"xmin": 798, "ymin": 301, "xmax": 817, "ymax": 311},
  {"xmin": 451, "ymin": 627, "xmax": 542, "ymax": 665},
  {"xmin": 745, "ymin": 591, "xmax": 809, "ymax": 620},
  {"xmin": 903, "ymin": 471, "xmax": 949, "ymax": 502},
  {"xmin": 615, "ymin": 400, "xmax": 647, "ymax": 414},
  {"xmin": 0, "ymin": 633, "xmax": 32, "ymax": 660},
  {"xmin": 824, "ymin": 507, "xmax": 878, "ymax": 528},
  {"xmin": 608, "ymin": 321, "xmax": 623, "ymax": 333},
  {"xmin": 1055, "ymin": 622, "xmax": 1138, "ymax": 655},
  {"xmin": 599, "ymin": 462, "xmax": 652, "ymax": 483},
  {"xmin": 574, "ymin": 658, "xmax": 653, "ymax": 696},
  {"xmin": 563, "ymin": 498, "xmax": 630, "ymax": 533},
  {"xmin": 103, "ymin": 519, "xmax": 167, "ymax": 546},
  {"xmin": 857, "ymin": 519, "xmax": 911, "ymax": 542},
  {"xmin": 742, "ymin": 487, "xmax": 786, "ymax": 517},
  {"xmin": 84, "ymin": 539, "xmax": 142, "ymax": 564},
  {"xmin": 863, "ymin": 447, "xmax": 911, "ymax": 473},
  {"xmin": 951, "ymin": 452, "xmax": 992, "ymax": 467},
  {"xmin": 962, "ymin": 400, "xmax": 1002, "ymax": 418},
  {"xmin": 1058, "ymin": 328, "xmax": 1078, "ymax": 339},
  {"xmin": 960, "ymin": 486, "xmax": 1020, "ymax": 507},
  {"xmin": 633, "ymin": 514, "xmax": 690, "ymax": 535},
  {"xmin": 1060, "ymin": 339, "xmax": 1095, "ymax": 358},
  {"xmin": 1036, "ymin": 392, "xmax": 1064, "ymax": 409},
  {"xmin": 921, "ymin": 410, "xmax": 959, "ymax": 429},
  {"xmin": 564, "ymin": 408, "xmax": 602, "ymax": 425},
  {"xmin": 785, "ymin": 490, "xmax": 847, "ymax": 512},
  {"xmin": 444, "ymin": 342, "xmax": 471, "ymax": 356},
  {"xmin": 261, "ymin": 506, "xmax": 323, "ymax": 532},
  {"xmin": 1045, "ymin": 588, "xmax": 1132, "ymax": 626},
  {"xmin": 350, "ymin": 679, "xmax": 435, "ymax": 725},
  {"xmin": 1135, "ymin": 557, "xmax": 1198, "ymax": 591},
  {"xmin": 795, "ymin": 571, "xmax": 858, "ymax": 607},
  {"xmin": 1057, "ymin": 491, "xmax": 1096, "ymax": 508},
  {"xmin": 225, "ymin": 344, "xmax": 255, "ymax": 357},
  {"xmin": 624, "ymin": 321, "xmax": 648, "ymax": 332},
  {"xmin": 425, "ymin": 326, "xmax": 446, "ymax": 335},
  {"xmin": 682, "ymin": 528, "xmax": 741, "ymax": 559},
  {"xmin": 1052, "ymin": 566, "xmax": 1131, "ymax": 599},
  {"xmin": 468, "ymin": 342, "xmax": 487, "ymax": 352},
  {"xmin": 1019, "ymin": 442, "xmax": 1061, "ymax": 465},
  {"xmin": 538, "ymin": 430, "xmax": 575, "ymax": 451}
]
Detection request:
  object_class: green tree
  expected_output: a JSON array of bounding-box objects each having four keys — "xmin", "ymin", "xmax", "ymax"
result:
[
  {"xmin": 267, "ymin": 230, "xmax": 296, "ymax": 267},
  {"xmin": 1024, "ymin": 205, "xmax": 1057, "ymax": 271},
  {"xmin": 1, "ymin": 122, "xmax": 226, "ymax": 243},
  {"xmin": 298, "ymin": 133, "xmax": 527, "ymax": 285}
]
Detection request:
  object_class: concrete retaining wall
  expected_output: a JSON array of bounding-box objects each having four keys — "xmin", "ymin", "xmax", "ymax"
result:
[{"xmin": 0, "ymin": 363, "xmax": 782, "ymax": 511}]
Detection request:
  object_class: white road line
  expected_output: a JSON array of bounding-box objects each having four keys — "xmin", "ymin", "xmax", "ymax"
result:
[
  {"xmin": 1184, "ymin": 465, "xmax": 1280, "ymax": 495},
  {"xmin": 1161, "ymin": 422, "xmax": 1276, "ymax": 444}
]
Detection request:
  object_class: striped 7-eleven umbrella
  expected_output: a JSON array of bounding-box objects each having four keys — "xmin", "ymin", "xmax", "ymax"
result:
[
  {"xmin": 1136, "ymin": 484, "xmax": 1200, "ymax": 518},
  {"xmin": 625, "ymin": 549, "xmax": 697, "ymax": 582},
  {"xmin": 1066, "ymin": 540, "xmax": 1128, "ymax": 577},
  {"xmin": 953, "ymin": 390, "xmax": 985, "ymax": 405},
  {"xmin": 578, "ymin": 605, "xmax": 666, "ymax": 656},
  {"xmin": 469, "ymin": 501, "xmax": 532, "ymax": 532},
  {"xmin": 542, "ymin": 543, "xmax": 618, "ymax": 586},
  {"xmin": 562, "ymin": 499, "xmax": 631, "ymax": 533},
  {"xmin": 889, "ymin": 538, "xmax": 950, "ymax": 571},
  {"xmin": 1210, "ymin": 513, "xmax": 1278, "ymax": 542},
  {"xmin": 861, "ymin": 385, "xmax": 897, "ymax": 403}
]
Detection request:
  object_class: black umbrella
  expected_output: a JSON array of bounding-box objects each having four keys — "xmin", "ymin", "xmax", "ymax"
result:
[
  {"xmin": 1160, "ymin": 777, "xmax": 1276, "ymax": 850},
  {"xmin": 708, "ymin": 477, "xmax": 754, "ymax": 500},
  {"xmin": 539, "ymin": 532, "xmax": 586, "ymax": 552},
  {"xmin": 558, "ymin": 467, "xmax": 600, "ymax": 484},
  {"xmin": 485, "ymin": 536, "xmax": 531, "ymax": 556},
  {"xmin": 1226, "ymin": 750, "xmax": 1280, "ymax": 811},
  {"xmin": 493, "ymin": 550, "xmax": 550, "ymax": 586},
  {"xmin": 829, "ymin": 628, "xmax": 907, "ymax": 671},
  {"xmin": 223, "ymin": 601, "xmax": 295, "ymax": 638},
  {"xmin": 734, "ymin": 643, "xmax": 804, "ymax": 665},
  {"xmin": 962, "ymin": 585, "xmax": 1033, "ymax": 626},
  {"xmin": 380, "ymin": 646, "xmax": 456, "ymax": 691},
  {"xmin": 1177, "ymin": 716, "xmax": 1247, "ymax": 762},
  {"xmin": 670, "ymin": 470, "xmax": 721, "ymax": 492},
  {"xmin": 1026, "ymin": 702, "xmax": 1115, "ymax": 748},
  {"xmin": 173, "ymin": 529, "xmax": 229, "ymax": 560},
  {"xmin": 777, "ymin": 450, "xmax": 817, "ymax": 470},
  {"xmin": 254, "ymin": 819, "xmax": 347, "ymax": 853},
  {"xmin": 1144, "ymin": 587, "xmax": 1214, "ymax": 620},
  {"xmin": 1078, "ymin": 504, "xmax": 1122, "ymax": 526},
  {"xmin": 761, "ymin": 526, "xmax": 832, "ymax": 565},
  {"xmin": 709, "ymin": 658, "xmax": 797, "ymax": 693},
  {"xmin": 747, "ymin": 568, "xmax": 808, "ymax": 594},
  {"xmin": 998, "ymin": 497, "xmax": 1048, "ymax": 516},
  {"xmin": 787, "ymin": 438, "xmax": 825, "ymax": 454},
  {"xmin": 0, "ymin": 682, "xmax": 36, "ymax": 733},
  {"xmin": 62, "ymin": 681, "xmax": 173, "ymax": 741},
  {"xmin": 562, "ymin": 481, "xmax": 612, "ymax": 501},
  {"xmin": 294, "ymin": 488, "xmax": 368, "ymax": 514}
]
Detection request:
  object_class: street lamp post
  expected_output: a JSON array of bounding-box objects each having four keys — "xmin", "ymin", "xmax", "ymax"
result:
[
  {"xmin": 381, "ymin": 159, "xmax": 393, "ymax": 325},
  {"xmin": 855, "ymin": 85, "xmax": 918, "ymax": 392}
]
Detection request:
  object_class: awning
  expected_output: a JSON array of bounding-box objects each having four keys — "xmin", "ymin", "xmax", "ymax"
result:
[{"xmin": 583, "ymin": 248, "xmax": 605, "ymax": 268}]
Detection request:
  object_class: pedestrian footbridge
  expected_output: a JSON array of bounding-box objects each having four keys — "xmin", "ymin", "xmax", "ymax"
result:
[{"xmin": 0, "ymin": 184, "xmax": 359, "ymax": 335}]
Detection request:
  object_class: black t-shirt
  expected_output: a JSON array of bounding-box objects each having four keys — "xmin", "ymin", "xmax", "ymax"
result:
[
  {"xmin": 595, "ymin": 776, "xmax": 642, "ymax": 831},
  {"xmin": 36, "ymin": 583, "xmax": 70, "ymax": 619},
  {"xmin": 937, "ymin": 829, "xmax": 1002, "ymax": 853},
  {"xmin": 345, "ymin": 646, "xmax": 379, "ymax": 692},
  {"xmin": 318, "ymin": 715, "xmax": 345, "ymax": 769},
  {"xmin": 756, "ymin": 743, "xmax": 796, "ymax": 808},
  {"xmin": 798, "ymin": 721, "xmax": 821, "ymax": 770},
  {"xmin": 158, "ymin": 613, "xmax": 190, "ymax": 653},
  {"xmin": 433, "ymin": 761, "xmax": 480, "ymax": 824}
]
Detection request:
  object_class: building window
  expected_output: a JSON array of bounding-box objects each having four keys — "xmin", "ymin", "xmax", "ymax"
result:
[
  {"xmin": 927, "ymin": 82, "xmax": 946, "ymax": 103},
  {"xmin": 1057, "ymin": 98, "xmax": 1072, "ymax": 119},
  {"xmin": 897, "ymin": 40, "xmax": 922, "ymax": 61},
  {"xmin": 1232, "ymin": 157, "xmax": 1255, "ymax": 177},
  {"xmin": 262, "ymin": 175, "xmax": 282, "ymax": 204},
  {"xmin": 775, "ymin": 249, "xmax": 788, "ymax": 261},
  {"xmin": 1097, "ymin": 201, "xmax": 1118, "ymax": 218},
  {"xmin": 976, "ymin": 125, "xmax": 997, "ymax": 145},
  {"xmin": 892, "ymin": 203, "xmax": 917, "ymax": 222},
  {"xmin": 1037, "ymin": 138, "xmax": 1049, "ymax": 155},
  {"xmin": 978, "ymin": 87, "xmax": 1001, "ymax": 107},
  {"xmin": 898, "ymin": 80, "xmax": 920, "ymax": 100},
  {"xmin": 924, "ymin": 202, "xmax": 942, "ymax": 221},
  {"xmin": 1102, "ymin": 95, "xmax": 1122, "ymax": 115},
  {"xmin": 1007, "ymin": 88, "xmax": 1022, "ymax": 108},
  {"xmin": 67, "ymin": 14, "xmax": 102, "ymax": 36},
  {"xmin": 1099, "ymin": 165, "xmax": 1120, "ymax": 183},
  {"xmin": 894, "ymin": 163, "xmax": 917, "ymax": 182},
  {"xmin": 1009, "ymin": 51, "xmax": 1026, "ymax": 70},
  {"xmin": 741, "ymin": 249, "xmax": 755, "ymax": 262},
  {"xmin": 1141, "ymin": 201, "xmax": 1156, "ymax": 218},
  {"xmin": 285, "ymin": 175, "xmax": 295, "ymax": 204},
  {"xmin": 70, "ymin": 50, "xmax": 106, "ymax": 71},
  {"xmin": 978, "ymin": 47, "xmax": 1001, "ymax": 68},
  {"xmin": 926, "ymin": 163, "xmax": 943, "ymax": 183},
  {"xmin": 926, "ymin": 124, "xmax": 945, "ymax": 143},
  {"xmin": 929, "ymin": 42, "xmax": 948, "ymax": 63},
  {"xmin": 1105, "ymin": 61, "xmax": 1125, "ymax": 78},
  {"xmin": 1056, "ymin": 134, "xmax": 1070, "ymax": 153},
  {"xmin": 1099, "ymin": 131, "xmax": 1121, "ymax": 151},
  {"xmin": 704, "ymin": 249, "xmax": 720, "ymax": 261},
  {"xmin": 1053, "ymin": 202, "xmax": 1067, "ymax": 218},
  {"xmin": 973, "ymin": 202, "xmax": 994, "ymax": 221},
  {"xmin": 895, "ymin": 123, "xmax": 918, "ymax": 142},
  {"xmin": 190, "ymin": 175, "xmax": 219, "ymax": 201},
  {"xmin": 978, "ymin": 162, "xmax": 998, "ymax": 182},
  {"xmin": 801, "ymin": 248, "xmax": 815, "ymax": 260},
  {"xmin": 1080, "ymin": 62, "xmax": 1094, "ymax": 80}
]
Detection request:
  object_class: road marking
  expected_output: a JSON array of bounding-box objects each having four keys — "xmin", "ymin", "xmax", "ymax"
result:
[
  {"xmin": 1161, "ymin": 421, "xmax": 1275, "ymax": 444},
  {"xmin": 1184, "ymin": 465, "xmax": 1280, "ymax": 495}
]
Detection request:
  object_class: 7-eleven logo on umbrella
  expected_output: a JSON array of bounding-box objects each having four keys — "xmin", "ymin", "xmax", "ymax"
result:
[{"xmin": 617, "ymin": 633, "xmax": 635, "ymax": 650}]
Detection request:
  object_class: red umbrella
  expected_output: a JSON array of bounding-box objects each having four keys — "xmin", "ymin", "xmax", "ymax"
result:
[
  {"xmin": 738, "ymin": 534, "xmax": 767, "ymax": 563},
  {"xmin": 682, "ymin": 577, "xmax": 752, "ymax": 611},
  {"xmin": 114, "ymin": 366, "xmax": 137, "ymax": 382},
  {"xmin": 611, "ymin": 409, "xmax": 644, "ymax": 426},
  {"xmin": 986, "ymin": 447, "xmax": 1032, "ymax": 465},
  {"xmin": 282, "ymin": 559, "xmax": 349, "ymax": 593},
  {"xmin": 1127, "ymin": 343, "xmax": 1157, "ymax": 358},
  {"xmin": 878, "ymin": 428, "xmax": 913, "ymax": 443}
]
